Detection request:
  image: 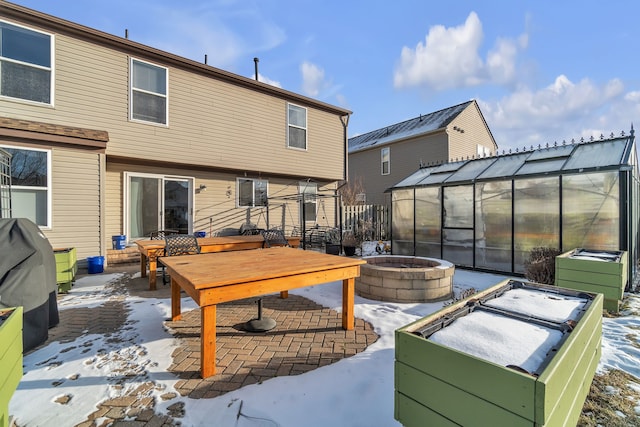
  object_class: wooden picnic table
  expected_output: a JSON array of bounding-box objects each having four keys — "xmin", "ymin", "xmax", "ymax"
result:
[
  {"xmin": 160, "ymin": 246, "xmax": 366, "ymax": 378},
  {"xmin": 135, "ymin": 235, "xmax": 301, "ymax": 290}
]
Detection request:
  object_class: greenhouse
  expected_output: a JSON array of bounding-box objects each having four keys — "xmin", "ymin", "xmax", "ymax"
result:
[{"xmin": 388, "ymin": 132, "xmax": 639, "ymax": 287}]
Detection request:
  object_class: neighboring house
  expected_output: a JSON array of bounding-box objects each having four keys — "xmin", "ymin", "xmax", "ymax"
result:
[
  {"xmin": 0, "ymin": 2, "xmax": 351, "ymax": 263},
  {"xmin": 347, "ymin": 100, "xmax": 496, "ymax": 206}
]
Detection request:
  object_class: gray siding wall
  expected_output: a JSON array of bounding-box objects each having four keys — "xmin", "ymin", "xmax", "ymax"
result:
[{"xmin": 349, "ymin": 133, "xmax": 448, "ymax": 205}]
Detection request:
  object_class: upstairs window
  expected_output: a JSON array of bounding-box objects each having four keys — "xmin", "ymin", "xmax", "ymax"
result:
[
  {"xmin": 2, "ymin": 145, "xmax": 51, "ymax": 227},
  {"xmin": 381, "ymin": 147, "xmax": 390, "ymax": 175},
  {"xmin": 0, "ymin": 21, "xmax": 53, "ymax": 104},
  {"xmin": 130, "ymin": 58, "xmax": 168, "ymax": 125},
  {"xmin": 287, "ymin": 103, "xmax": 307, "ymax": 149},
  {"xmin": 237, "ymin": 178, "xmax": 268, "ymax": 207}
]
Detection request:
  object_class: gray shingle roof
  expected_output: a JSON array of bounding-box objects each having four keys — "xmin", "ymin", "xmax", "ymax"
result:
[{"xmin": 348, "ymin": 100, "xmax": 473, "ymax": 153}]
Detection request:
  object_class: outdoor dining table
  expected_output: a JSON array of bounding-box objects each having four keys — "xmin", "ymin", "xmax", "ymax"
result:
[
  {"xmin": 135, "ymin": 235, "xmax": 301, "ymax": 290},
  {"xmin": 160, "ymin": 246, "xmax": 366, "ymax": 378}
]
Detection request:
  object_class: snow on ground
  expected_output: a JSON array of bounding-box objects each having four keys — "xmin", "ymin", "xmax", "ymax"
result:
[{"xmin": 9, "ymin": 243, "xmax": 640, "ymax": 426}]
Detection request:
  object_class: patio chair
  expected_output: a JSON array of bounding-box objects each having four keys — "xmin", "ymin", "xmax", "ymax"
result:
[
  {"xmin": 147, "ymin": 229, "xmax": 180, "ymax": 278},
  {"xmin": 243, "ymin": 229, "xmax": 291, "ymax": 332},
  {"xmin": 260, "ymin": 229, "xmax": 290, "ymax": 248},
  {"xmin": 149, "ymin": 229, "xmax": 179, "ymax": 240},
  {"xmin": 162, "ymin": 234, "xmax": 201, "ymax": 286}
]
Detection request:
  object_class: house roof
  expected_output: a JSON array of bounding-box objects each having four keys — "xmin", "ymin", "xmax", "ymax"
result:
[
  {"xmin": 388, "ymin": 132, "xmax": 637, "ymax": 191},
  {"xmin": 0, "ymin": 117, "xmax": 108, "ymax": 150},
  {"xmin": 0, "ymin": 2, "xmax": 351, "ymax": 118},
  {"xmin": 348, "ymin": 100, "xmax": 473, "ymax": 154}
]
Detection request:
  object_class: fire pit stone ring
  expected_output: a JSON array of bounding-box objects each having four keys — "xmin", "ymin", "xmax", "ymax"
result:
[{"xmin": 356, "ymin": 255, "xmax": 454, "ymax": 303}]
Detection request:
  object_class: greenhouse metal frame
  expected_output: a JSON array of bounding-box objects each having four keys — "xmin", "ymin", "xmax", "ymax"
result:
[{"xmin": 388, "ymin": 132, "xmax": 640, "ymax": 289}]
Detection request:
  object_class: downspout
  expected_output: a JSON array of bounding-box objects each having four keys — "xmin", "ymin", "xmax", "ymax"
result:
[{"xmin": 339, "ymin": 114, "xmax": 351, "ymax": 239}]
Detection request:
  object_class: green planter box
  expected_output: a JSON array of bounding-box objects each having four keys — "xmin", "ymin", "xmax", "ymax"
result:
[
  {"xmin": 555, "ymin": 248, "xmax": 627, "ymax": 313},
  {"xmin": 395, "ymin": 279, "xmax": 602, "ymax": 427},
  {"xmin": 0, "ymin": 307, "xmax": 23, "ymax": 427},
  {"xmin": 54, "ymin": 247, "xmax": 77, "ymax": 293}
]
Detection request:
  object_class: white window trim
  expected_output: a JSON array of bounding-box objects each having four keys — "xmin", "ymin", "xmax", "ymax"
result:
[
  {"xmin": 0, "ymin": 20, "xmax": 55, "ymax": 107},
  {"xmin": 129, "ymin": 57, "xmax": 169, "ymax": 126},
  {"xmin": 381, "ymin": 147, "xmax": 390, "ymax": 175},
  {"xmin": 287, "ymin": 103, "xmax": 307, "ymax": 150},
  {"xmin": 236, "ymin": 177, "xmax": 269, "ymax": 208},
  {"xmin": 1, "ymin": 144, "xmax": 52, "ymax": 229}
]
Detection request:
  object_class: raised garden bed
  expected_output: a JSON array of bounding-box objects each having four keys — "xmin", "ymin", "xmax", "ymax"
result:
[
  {"xmin": 395, "ymin": 279, "xmax": 602, "ymax": 426},
  {"xmin": 0, "ymin": 307, "xmax": 23, "ymax": 427},
  {"xmin": 555, "ymin": 248, "xmax": 627, "ymax": 313},
  {"xmin": 54, "ymin": 247, "xmax": 77, "ymax": 293}
]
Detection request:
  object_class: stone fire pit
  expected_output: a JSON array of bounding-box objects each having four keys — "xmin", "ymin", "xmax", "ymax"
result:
[{"xmin": 356, "ymin": 255, "xmax": 454, "ymax": 303}]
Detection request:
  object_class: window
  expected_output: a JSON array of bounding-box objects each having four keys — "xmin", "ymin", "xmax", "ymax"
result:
[
  {"xmin": 288, "ymin": 103, "xmax": 307, "ymax": 149},
  {"xmin": 477, "ymin": 144, "xmax": 490, "ymax": 157},
  {"xmin": 381, "ymin": 147, "xmax": 390, "ymax": 175},
  {"xmin": 2, "ymin": 146, "xmax": 51, "ymax": 227},
  {"xmin": 0, "ymin": 21, "xmax": 53, "ymax": 104},
  {"xmin": 130, "ymin": 58, "xmax": 167, "ymax": 124},
  {"xmin": 237, "ymin": 178, "xmax": 268, "ymax": 207},
  {"xmin": 300, "ymin": 181, "xmax": 317, "ymax": 222}
]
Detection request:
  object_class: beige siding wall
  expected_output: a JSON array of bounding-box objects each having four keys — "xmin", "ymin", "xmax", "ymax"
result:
[
  {"xmin": 1, "ymin": 140, "xmax": 103, "ymax": 261},
  {"xmin": 349, "ymin": 133, "xmax": 448, "ymax": 205},
  {"xmin": 447, "ymin": 104, "xmax": 496, "ymax": 160},
  {"xmin": 106, "ymin": 163, "xmax": 338, "ymax": 241},
  {"xmin": 0, "ymin": 15, "xmax": 348, "ymax": 255},
  {"xmin": 0, "ymin": 18, "xmax": 346, "ymax": 181}
]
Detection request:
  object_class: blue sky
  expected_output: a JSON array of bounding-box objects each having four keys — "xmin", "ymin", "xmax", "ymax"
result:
[{"xmin": 12, "ymin": 0, "xmax": 640, "ymax": 152}]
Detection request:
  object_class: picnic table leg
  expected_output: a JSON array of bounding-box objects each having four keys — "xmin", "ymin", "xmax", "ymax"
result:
[
  {"xmin": 201, "ymin": 304, "xmax": 217, "ymax": 378},
  {"xmin": 140, "ymin": 253, "xmax": 147, "ymax": 278},
  {"xmin": 171, "ymin": 278, "xmax": 181, "ymax": 321},
  {"xmin": 149, "ymin": 255, "xmax": 157, "ymax": 291},
  {"xmin": 342, "ymin": 277, "xmax": 355, "ymax": 330}
]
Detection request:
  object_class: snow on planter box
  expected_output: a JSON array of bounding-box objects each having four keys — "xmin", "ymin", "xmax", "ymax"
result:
[
  {"xmin": 555, "ymin": 248, "xmax": 627, "ymax": 313},
  {"xmin": 394, "ymin": 279, "xmax": 602, "ymax": 427},
  {"xmin": 0, "ymin": 306, "xmax": 23, "ymax": 427}
]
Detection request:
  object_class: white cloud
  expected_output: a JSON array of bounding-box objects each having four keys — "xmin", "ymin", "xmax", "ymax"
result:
[
  {"xmin": 254, "ymin": 73, "xmax": 282, "ymax": 88},
  {"xmin": 393, "ymin": 12, "xmax": 527, "ymax": 90},
  {"xmin": 301, "ymin": 61, "xmax": 325, "ymax": 97},
  {"xmin": 479, "ymin": 75, "xmax": 633, "ymax": 151},
  {"xmin": 143, "ymin": 4, "xmax": 286, "ymax": 68}
]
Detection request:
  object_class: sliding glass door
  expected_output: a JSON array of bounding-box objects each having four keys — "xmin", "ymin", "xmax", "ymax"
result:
[{"xmin": 126, "ymin": 173, "xmax": 193, "ymax": 239}]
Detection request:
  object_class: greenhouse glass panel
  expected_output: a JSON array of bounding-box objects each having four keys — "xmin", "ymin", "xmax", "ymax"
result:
[
  {"xmin": 443, "ymin": 229, "xmax": 473, "ymax": 266},
  {"xmin": 563, "ymin": 139, "xmax": 627, "ymax": 170},
  {"xmin": 516, "ymin": 159, "xmax": 568, "ymax": 176},
  {"xmin": 475, "ymin": 181, "xmax": 512, "ymax": 271},
  {"xmin": 476, "ymin": 153, "xmax": 528, "ymax": 179},
  {"xmin": 526, "ymin": 145, "xmax": 574, "ymax": 161},
  {"xmin": 447, "ymin": 157, "xmax": 496, "ymax": 183},
  {"xmin": 393, "ymin": 167, "xmax": 433, "ymax": 188},
  {"xmin": 514, "ymin": 177, "xmax": 559, "ymax": 273},
  {"xmin": 415, "ymin": 186, "xmax": 441, "ymax": 258},
  {"xmin": 392, "ymin": 189, "xmax": 415, "ymax": 255},
  {"xmin": 443, "ymin": 185, "xmax": 473, "ymax": 228},
  {"xmin": 562, "ymin": 172, "xmax": 619, "ymax": 251}
]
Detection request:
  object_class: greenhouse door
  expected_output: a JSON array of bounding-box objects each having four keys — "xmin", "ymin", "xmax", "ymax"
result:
[{"xmin": 126, "ymin": 173, "xmax": 193, "ymax": 239}]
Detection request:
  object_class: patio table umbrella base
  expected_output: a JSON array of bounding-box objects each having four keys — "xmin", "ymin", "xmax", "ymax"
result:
[{"xmin": 243, "ymin": 299, "xmax": 276, "ymax": 332}]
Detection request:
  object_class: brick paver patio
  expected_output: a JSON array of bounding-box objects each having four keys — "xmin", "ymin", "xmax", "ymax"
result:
[{"xmin": 34, "ymin": 263, "xmax": 378, "ymax": 426}]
